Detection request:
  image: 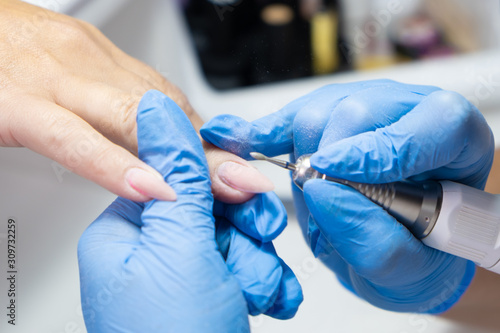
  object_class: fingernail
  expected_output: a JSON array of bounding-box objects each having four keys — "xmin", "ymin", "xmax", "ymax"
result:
[
  {"xmin": 217, "ymin": 161, "xmax": 274, "ymax": 193},
  {"xmin": 125, "ymin": 168, "xmax": 177, "ymax": 201}
]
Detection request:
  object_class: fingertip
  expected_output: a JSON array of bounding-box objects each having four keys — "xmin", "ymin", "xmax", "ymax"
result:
[
  {"xmin": 258, "ymin": 192, "xmax": 288, "ymax": 242},
  {"xmin": 125, "ymin": 167, "xmax": 177, "ymax": 202},
  {"xmin": 200, "ymin": 115, "xmax": 249, "ymax": 155},
  {"xmin": 217, "ymin": 161, "xmax": 275, "ymax": 193},
  {"xmin": 310, "ymin": 140, "xmax": 362, "ymax": 177},
  {"xmin": 137, "ymin": 89, "xmax": 169, "ymax": 111},
  {"xmin": 264, "ymin": 259, "xmax": 303, "ymax": 319},
  {"xmin": 309, "ymin": 151, "xmax": 331, "ymax": 172},
  {"xmin": 201, "ymin": 112, "xmax": 295, "ymax": 158},
  {"xmin": 206, "ymin": 144, "xmax": 274, "ymax": 203},
  {"xmin": 249, "ymin": 193, "xmax": 288, "ymax": 242},
  {"xmin": 310, "ymin": 135, "xmax": 389, "ymax": 183},
  {"xmin": 227, "ymin": 238, "xmax": 283, "ymax": 315},
  {"xmin": 219, "ymin": 192, "xmax": 287, "ymax": 242}
]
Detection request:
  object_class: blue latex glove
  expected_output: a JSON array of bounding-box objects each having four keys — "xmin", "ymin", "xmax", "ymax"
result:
[
  {"xmin": 200, "ymin": 79, "xmax": 494, "ymax": 313},
  {"xmin": 213, "ymin": 193, "xmax": 303, "ymax": 318},
  {"xmin": 78, "ymin": 91, "xmax": 302, "ymax": 333}
]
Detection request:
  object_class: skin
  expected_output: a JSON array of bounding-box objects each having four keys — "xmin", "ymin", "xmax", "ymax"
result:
[{"xmin": 0, "ymin": 0, "xmax": 272, "ymax": 203}]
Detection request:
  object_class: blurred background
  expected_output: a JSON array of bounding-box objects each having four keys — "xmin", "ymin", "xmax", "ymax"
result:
[
  {"xmin": 1, "ymin": 0, "xmax": 500, "ymax": 332},
  {"xmin": 184, "ymin": 0, "xmax": 500, "ymax": 90}
]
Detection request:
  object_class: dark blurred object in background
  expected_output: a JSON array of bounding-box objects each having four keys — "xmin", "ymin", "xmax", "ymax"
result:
[
  {"xmin": 183, "ymin": 0, "xmax": 474, "ymax": 91},
  {"xmin": 184, "ymin": 0, "xmax": 350, "ymax": 90}
]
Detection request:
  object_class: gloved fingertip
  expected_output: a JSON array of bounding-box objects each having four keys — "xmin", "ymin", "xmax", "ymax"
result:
[
  {"xmin": 199, "ymin": 119, "xmax": 224, "ymax": 144},
  {"xmin": 225, "ymin": 192, "xmax": 287, "ymax": 242},
  {"xmin": 258, "ymin": 221, "xmax": 286, "ymax": 243},
  {"xmin": 200, "ymin": 115, "xmax": 250, "ymax": 155},
  {"xmin": 309, "ymin": 149, "xmax": 346, "ymax": 176},
  {"xmin": 255, "ymin": 193, "xmax": 287, "ymax": 242},
  {"xmin": 225, "ymin": 232, "xmax": 283, "ymax": 315},
  {"xmin": 264, "ymin": 260, "xmax": 304, "ymax": 320},
  {"xmin": 202, "ymin": 114, "xmax": 295, "ymax": 159},
  {"xmin": 309, "ymin": 151, "xmax": 328, "ymax": 169},
  {"xmin": 137, "ymin": 89, "xmax": 167, "ymax": 111},
  {"xmin": 244, "ymin": 263, "xmax": 283, "ymax": 315}
]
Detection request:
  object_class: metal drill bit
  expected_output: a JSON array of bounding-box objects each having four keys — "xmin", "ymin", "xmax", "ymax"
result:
[{"xmin": 250, "ymin": 152, "xmax": 296, "ymax": 171}]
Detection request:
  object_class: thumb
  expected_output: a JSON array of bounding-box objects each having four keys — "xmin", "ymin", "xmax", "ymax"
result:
[
  {"xmin": 137, "ymin": 90, "xmax": 211, "ymax": 191},
  {"xmin": 136, "ymin": 89, "xmax": 217, "ymax": 257},
  {"xmin": 136, "ymin": 91, "xmax": 247, "ymax": 323},
  {"xmin": 302, "ymin": 180, "xmax": 427, "ymax": 280}
]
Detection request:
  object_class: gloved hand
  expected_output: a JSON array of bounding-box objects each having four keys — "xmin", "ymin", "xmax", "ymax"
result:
[
  {"xmin": 78, "ymin": 91, "xmax": 302, "ymax": 333},
  {"xmin": 200, "ymin": 79, "xmax": 494, "ymax": 313}
]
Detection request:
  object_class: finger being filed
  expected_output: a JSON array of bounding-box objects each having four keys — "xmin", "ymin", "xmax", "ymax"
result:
[
  {"xmin": 311, "ymin": 90, "xmax": 493, "ymax": 184},
  {"xmin": 11, "ymin": 99, "xmax": 175, "ymax": 201},
  {"xmin": 205, "ymin": 143, "xmax": 274, "ymax": 204}
]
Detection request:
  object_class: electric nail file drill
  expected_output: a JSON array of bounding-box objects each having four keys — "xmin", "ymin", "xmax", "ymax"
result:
[{"xmin": 250, "ymin": 152, "xmax": 500, "ymax": 274}]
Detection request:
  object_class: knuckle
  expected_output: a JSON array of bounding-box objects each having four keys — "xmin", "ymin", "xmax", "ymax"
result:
[
  {"xmin": 159, "ymin": 83, "xmax": 191, "ymax": 114},
  {"xmin": 75, "ymin": 19, "xmax": 100, "ymax": 35},
  {"xmin": 112, "ymin": 95, "xmax": 140, "ymax": 149},
  {"xmin": 431, "ymin": 90, "xmax": 473, "ymax": 129},
  {"xmin": 295, "ymin": 104, "xmax": 330, "ymax": 129},
  {"xmin": 432, "ymin": 90, "xmax": 469, "ymax": 111},
  {"xmin": 335, "ymin": 96, "xmax": 372, "ymax": 123},
  {"xmin": 48, "ymin": 18, "xmax": 94, "ymax": 48}
]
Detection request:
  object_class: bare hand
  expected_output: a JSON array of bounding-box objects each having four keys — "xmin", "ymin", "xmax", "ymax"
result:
[{"xmin": 0, "ymin": 0, "xmax": 272, "ymax": 202}]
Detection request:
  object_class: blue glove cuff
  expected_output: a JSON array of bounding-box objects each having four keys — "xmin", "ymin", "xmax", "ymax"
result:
[{"xmin": 426, "ymin": 260, "xmax": 476, "ymax": 314}]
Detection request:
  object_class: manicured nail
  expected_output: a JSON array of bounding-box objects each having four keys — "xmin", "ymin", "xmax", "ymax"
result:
[
  {"xmin": 125, "ymin": 168, "xmax": 177, "ymax": 201},
  {"xmin": 217, "ymin": 161, "xmax": 274, "ymax": 193}
]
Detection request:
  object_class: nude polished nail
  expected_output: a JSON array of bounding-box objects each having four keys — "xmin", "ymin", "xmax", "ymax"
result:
[
  {"xmin": 217, "ymin": 161, "xmax": 275, "ymax": 193},
  {"xmin": 125, "ymin": 167, "xmax": 177, "ymax": 201}
]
